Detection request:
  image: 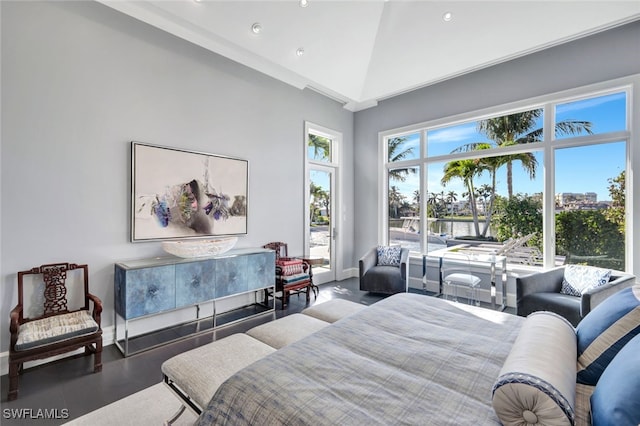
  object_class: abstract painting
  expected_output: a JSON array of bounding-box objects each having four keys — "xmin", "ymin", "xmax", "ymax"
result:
[{"xmin": 131, "ymin": 142, "xmax": 248, "ymax": 241}]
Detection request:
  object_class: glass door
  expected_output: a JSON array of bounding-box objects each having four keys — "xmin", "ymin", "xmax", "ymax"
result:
[
  {"xmin": 305, "ymin": 122, "xmax": 340, "ymax": 285},
  {"xmin": 308, "ymin": 166, "xmax": 335, "ymax": 284}
]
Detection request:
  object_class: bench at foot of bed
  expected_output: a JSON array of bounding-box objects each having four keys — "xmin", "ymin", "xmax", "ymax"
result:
[
  {"xmin": 161, "ymin": 333, "xmax": 276, "ymax": 423},
  {"xmin": 161, "ymin": 299, "xmax": 369, "ymax": 424}
]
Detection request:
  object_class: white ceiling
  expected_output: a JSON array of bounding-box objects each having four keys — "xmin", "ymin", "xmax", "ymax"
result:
[{"xmin": 99, "ymin": 1, "xmax": 640, "ymax": 111}]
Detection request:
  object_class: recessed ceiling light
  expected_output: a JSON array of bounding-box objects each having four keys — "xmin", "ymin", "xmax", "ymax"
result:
[
  {"xmin": 251, "ymin": 23, "xmax": 262, "ymax": 34},
  {"xmin": 300, "ymin": 0, "xmax": 309, "ymax": 8},
  {"xmin": 296, "ymin": 48, "xmax": 305, "ymax": 57},
  {"xmin": 442, "ymin": 12, "xmax": 453, "ymax": 22}
]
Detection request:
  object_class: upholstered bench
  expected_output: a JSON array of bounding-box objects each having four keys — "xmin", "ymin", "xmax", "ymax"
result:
[
  {"xmin": 162, "ymin": 300, "xmax": 370, "ymax": 424},
  {"xmin": 301, "ymin": 298, "xmax": 367, "ymax": 323},
  {"xmin": 161, "ymin": 333, "xmax": 276, "ymax": 420},
  {"xmin": 246, "ymin": 313, "xmax": 329, "ymax": 349}
]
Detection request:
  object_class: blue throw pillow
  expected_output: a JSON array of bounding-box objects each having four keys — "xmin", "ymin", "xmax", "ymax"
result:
[
  {"xmin": 376, "ymin": 246, "xmax": 401, "ymax": 266},
  {"xmin": 590, "ymin": 333, "xmax": 640, "ymax": 426},
  {"xmin": 576, "ymin": 285, "xmax": 640, "ymax": 385}
]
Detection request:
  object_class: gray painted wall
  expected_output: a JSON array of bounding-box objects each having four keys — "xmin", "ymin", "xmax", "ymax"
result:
[
  {"xmin": 353, "ymin": 21, "xmax": 640, "ymax": 267},
  {"xmin": 0, "ymin": 1, "xmax": 354, "ymax": 353}
]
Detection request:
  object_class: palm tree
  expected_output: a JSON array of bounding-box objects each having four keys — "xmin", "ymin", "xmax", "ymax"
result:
[
  {"xmin": 412, "ymin": 189, "xmax": 420, "ymax": 205},
  {"xmin": 309, "ymin": 181, "xmax": 325, "ymax": 223},
  {"xmin": 445, "ymin": 190, "xmax": 457, "ymax": 211},
  {"xmin": 308, "ymin": 134, "xmax": 331, "ymax": 160},
  {"xmin": 475, "ymin": 110, "xmax": 592, "ymax": 198},
  {"xmin": 388, "ymin": 136, "xmax": 417, "ymax": 182},
  {"xmin": 441, "ymin": 159, "xmax": 486, "ymax": 236},
  {"xmin": 388, "ymin": 186, "xmax": 404, "ymax": 218},
  {"xmin": 427, "ymin": 192, "xmax": 444, "ymax": 218},
  {"xmin": 412, "ymin": 189, "xmax": 420, "ymax": 215},
  {"xmin": 445, "ymin": 190, "xmax": 458, "ymax": 234}
]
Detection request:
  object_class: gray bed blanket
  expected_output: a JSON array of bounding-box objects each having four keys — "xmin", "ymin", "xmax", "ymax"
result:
[{"xmin": 196, "ymin": 293, "xmax": 524, "ymax": 425}]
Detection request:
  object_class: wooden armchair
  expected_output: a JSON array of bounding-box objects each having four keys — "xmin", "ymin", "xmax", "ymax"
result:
[
  {"xmin": 263, "ymin": 242, "xmax": 311, "ymax": 309},
  {"xmin": 8, "ymin": 262, "xmax": 103, "ymax": 400}
]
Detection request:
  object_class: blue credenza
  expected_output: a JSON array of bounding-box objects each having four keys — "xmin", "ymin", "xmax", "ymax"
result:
[{"xmin": 114, "ymin": 248, "xmax": 275, "ymax": 356}]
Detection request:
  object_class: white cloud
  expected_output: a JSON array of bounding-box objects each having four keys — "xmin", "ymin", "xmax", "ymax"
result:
[
  {"xmin": 428, "ymin": 123, "xmax": 478, "ymax": 144},
  {"xmin": 557, "ymin": 92, "xmax": 625, "ymax": 114}
]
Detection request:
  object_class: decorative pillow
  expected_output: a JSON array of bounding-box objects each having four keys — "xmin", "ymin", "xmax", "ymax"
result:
[
  {"xmin": 376, "ymin": 246, "xmax": 401, "ymax": 266},
  {"xmin": 590, "ymin": 333, "xmax": 640, "ymax": 426},
  {"xmin": 560, "ymin": 265, "xmax": 611, "ymax": 296},
  {"xmin": 576, "ymin": 285, "xmax": 640, "ymax": 385},
  {"xmin": 492, "ymin": 312, "xmax": 577, "ymax": 426}
]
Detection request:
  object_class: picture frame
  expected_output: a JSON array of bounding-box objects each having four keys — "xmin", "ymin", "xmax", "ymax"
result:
[{"xmin": 131, "ymin": 142, "xmax": 248, "ymax": 242}]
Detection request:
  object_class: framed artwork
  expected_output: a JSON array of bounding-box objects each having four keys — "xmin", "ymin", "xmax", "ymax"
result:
[{"xmin": 131, "ymin": 142, "xmax": 248, "ymax": 242}]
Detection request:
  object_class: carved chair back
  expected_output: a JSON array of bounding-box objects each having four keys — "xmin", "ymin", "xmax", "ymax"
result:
[
  {"xmin": 17, "ymin": 263, "xmax": 92, "ymax": 323},
  {"xmin": 8, "ymin": 262, "xmax": 103, "ymax": 400},
  {"xmin": 263, "ymin": 242, "xmax": 288, "ymax": 260}
]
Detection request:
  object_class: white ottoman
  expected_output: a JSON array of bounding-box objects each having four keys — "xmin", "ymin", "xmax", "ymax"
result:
[
  {"xmin": 161, "ymin": 333, "xmax": 275, "ymax": 415},
  {"xmin": 246, "ymin": 313, "xmax": 329, "ymax": 349},
  {"xmin": 301, "ymin": 299, "xmax": 367, "ymax": 323}
]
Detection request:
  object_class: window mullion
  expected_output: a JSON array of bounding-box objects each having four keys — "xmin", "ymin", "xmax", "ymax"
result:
[{"xmin": 543, "ymin": 102, "xmax": 556, "ymax": 268}]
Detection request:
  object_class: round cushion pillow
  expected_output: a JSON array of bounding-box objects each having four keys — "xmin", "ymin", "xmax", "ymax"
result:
[{"xmin": 492, "ymin": 312, "xmax": 577, "ymax": 425}]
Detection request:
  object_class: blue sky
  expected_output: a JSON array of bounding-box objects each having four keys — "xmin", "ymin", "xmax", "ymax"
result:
[{"xmin": 390, "ymin": 91, "xmax": 626, "ymax": 203}]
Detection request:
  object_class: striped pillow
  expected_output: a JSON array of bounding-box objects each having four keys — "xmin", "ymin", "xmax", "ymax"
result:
[
  {"xmin": 590, "ymin": 333, "xmax": 640, "ymax": 426},
  {"xmin": 576, "ymin": 285, "xmax": 640, "ymax": 385}
]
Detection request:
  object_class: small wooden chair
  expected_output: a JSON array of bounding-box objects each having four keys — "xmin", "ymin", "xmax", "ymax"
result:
[
  {"xmin": 8, "ymin": 262, "xmax": 103, "ymax": 400},
  {"xmin": 263, "ymin": 242, "xmax": 311, "ymax": 309}
]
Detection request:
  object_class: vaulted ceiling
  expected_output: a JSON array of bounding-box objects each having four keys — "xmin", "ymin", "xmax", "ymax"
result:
[{"xmin": 99, "ymin": 1, "xmax": 640, "ymax": 111}]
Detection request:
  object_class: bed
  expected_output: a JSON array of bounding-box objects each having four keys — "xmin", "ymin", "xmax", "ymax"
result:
[{"xmin": 195, "ymin": 293, "xmax": 524, "ymax": 425}]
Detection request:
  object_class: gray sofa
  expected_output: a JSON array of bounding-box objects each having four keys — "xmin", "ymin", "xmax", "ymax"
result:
[
  {"xmin": 516, "ymin": 266, "xmax": 635, "ymax": 326},
  {"xmin": 359, "ymin": 247, "xmax": 409, "ymax": 294}
]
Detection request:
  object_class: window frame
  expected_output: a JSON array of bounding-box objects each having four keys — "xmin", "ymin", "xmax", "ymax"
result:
[
  {"xmin": 304, "ymin": 121, "xmax": 343, "ymax": 281},
  {"xmin": 378, "ymin": 77, "xmax": 634, "ymax": 272}
]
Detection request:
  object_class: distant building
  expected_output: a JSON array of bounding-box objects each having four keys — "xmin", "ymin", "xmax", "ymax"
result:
[
  {"xmin": 556, "ymin": 192, "xmax": 598, "ymax": 207},
  {"xmin": 556, "ymin": 192, "xmax": 609, "ymax": 211}
]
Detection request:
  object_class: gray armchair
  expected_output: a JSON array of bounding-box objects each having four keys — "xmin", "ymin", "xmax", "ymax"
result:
[
  {"xmin": 516, "ymin": 266, "xmax": 635, "ymax": 326},
  {"xmin": 359, "ymin": 247, "xmax": 409, "ymax": 294}
]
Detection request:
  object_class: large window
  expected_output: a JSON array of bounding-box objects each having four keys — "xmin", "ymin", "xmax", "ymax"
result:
[{"xmin": 382, "ymin": 86, "xmax": 630, "ymax": 271}]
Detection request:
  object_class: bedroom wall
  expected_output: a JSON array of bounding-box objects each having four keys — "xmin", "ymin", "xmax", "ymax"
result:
[
  {"xmin": 354, "ymin": 20, "xmax": 640, "ymax": 278},
  {"xmin": 0, "ymin": 1, "xmax": 354, "ymax": 355}
]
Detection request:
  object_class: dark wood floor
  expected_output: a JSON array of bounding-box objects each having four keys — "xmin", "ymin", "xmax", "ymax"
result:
[
  {"xmin": 0, "ymin": 277, "xmax": 389, "ymax": 425},
  {"xmin": 0, "ymin": 277, "xmax": 513, "ymax": 425}
]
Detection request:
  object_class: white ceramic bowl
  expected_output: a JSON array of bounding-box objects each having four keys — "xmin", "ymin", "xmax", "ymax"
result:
[{"xmin": 162, "ymin": 237, "xmax": 238, "ymax": 258}]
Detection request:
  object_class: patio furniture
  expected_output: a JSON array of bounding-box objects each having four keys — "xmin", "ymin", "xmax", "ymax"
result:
[
  {"xmin": 476, "ymin": 233, "xmax": 543, "ymax": 266},
  {"xmin": 8, "ymin": 262, "xmax": 102, "ymax": 400},
  {"xmin": 441, "ymin": 252, "xmax": 481, "ymax": 305},
  {"xmin": 425, "ymin": 247, "xmax": 508, "ymax": 310},
  {"xmin": 359, "ymin": 246, "xmax": 409, "ymax": 294},
  {"xmin": 516, "ymin": 265, "xmax": 635, "ymax": 326}
]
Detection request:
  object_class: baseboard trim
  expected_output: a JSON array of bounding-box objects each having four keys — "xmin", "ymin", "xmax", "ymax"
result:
[
  {"xmin": 338, "ymin": 267, "xmax": 358, "ymax": 280},
  {"xmin": 0, "ymin": 326, "xmax": 115, "ymax": 376}
]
